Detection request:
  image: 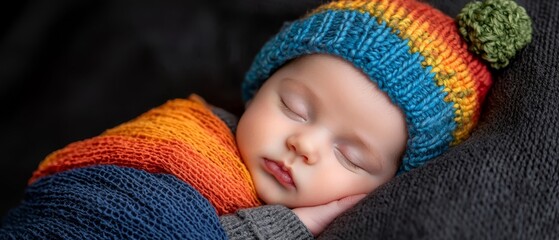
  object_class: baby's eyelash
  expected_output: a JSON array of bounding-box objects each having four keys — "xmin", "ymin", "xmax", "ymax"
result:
[
  {"xmin": 280, "ymin": 98, "xmax": 290, "ymax": 110},
  {"xmin": 335, "ymin": 148, "xmax": 360, "ymax": 171},
  {"xmin": 344, "ymin": 158, "xmax": 360, "ymax": 170},
  {"xmin": 280, "ymin": 99, "xmax": 294, "ymax": 114},
  {"xmin": 280, "ymin": 98, "xmax": 306, "ymax": 122}
]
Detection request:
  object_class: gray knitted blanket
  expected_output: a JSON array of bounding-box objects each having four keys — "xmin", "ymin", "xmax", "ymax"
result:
[{"xmin": 319, "ymin": 0, "xmax": 559, "ymax": 239}]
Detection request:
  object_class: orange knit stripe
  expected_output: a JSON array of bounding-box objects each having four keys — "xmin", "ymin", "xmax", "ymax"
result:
[
  {"xmin": 30, "ymin": 95, "xmax": 261, "ymax": 215},
  {"xmin": 314, "ymin": 0, "xmax": 492, "ymax": 144}
]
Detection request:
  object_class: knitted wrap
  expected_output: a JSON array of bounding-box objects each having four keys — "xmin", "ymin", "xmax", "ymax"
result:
[
  {"xmin": 29, "ymin": 95, "xmax": 261, "ymax": 215},
  {"xmin": 1, "ymin": 95, "xmax": 259, "ymax": 238},
  {"xmin": 1, "ymin": 166, "xmax": 228, "ymax": 239},
  {"xmin": 242, "ymin": 0, "xmax": 532, "ymax": 172}
]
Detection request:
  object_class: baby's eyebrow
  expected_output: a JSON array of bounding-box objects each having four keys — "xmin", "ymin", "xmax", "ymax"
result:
[
  {"xmin": 281, "ymin": 78, "xmax": 317, "ymax": 101},
  {"xmin": 280, "ymin": 78, "xmax": 321, "ymax": 116}
]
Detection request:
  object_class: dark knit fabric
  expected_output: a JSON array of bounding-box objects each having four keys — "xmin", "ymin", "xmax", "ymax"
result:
[
  {"xmin": 220, "ymin": 205, "xmax": 313, "ymax": 240},
  {"xmin": 0, "ymin": 165, "xmax": 227, "ymax": 240},
  {"xmin": 1, "ymin": 0, "xmax": 557, "ymax": 239},
  {"xmin": 318, "ymin": 0, "xmax": 559, "ymax": 239}
]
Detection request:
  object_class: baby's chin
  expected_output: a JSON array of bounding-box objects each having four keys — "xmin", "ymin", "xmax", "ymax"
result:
[{"xmin": 256, "ymin": 192, "xmax": 299, "ymax": 208}]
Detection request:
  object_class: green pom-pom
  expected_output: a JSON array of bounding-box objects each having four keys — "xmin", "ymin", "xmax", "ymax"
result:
[{"xmin": 457, "ymin": 0, "xmax": 532, "ymax": 69}]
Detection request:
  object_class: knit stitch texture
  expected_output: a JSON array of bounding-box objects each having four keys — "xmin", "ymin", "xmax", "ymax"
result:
[
  {"xmin": 1, "ymin": 165, "xmax": 227, "ymax": 239},
  {"xmin": 29, "ymin": 95, "xmax": 261, "ymax": 215},
  {"xmin": 242, "ymin": 0, "xmax": 497, "ymax": 172},
  {"xmin": 318, "ymin": 0, "xmax": 559, "ymax": 238}
]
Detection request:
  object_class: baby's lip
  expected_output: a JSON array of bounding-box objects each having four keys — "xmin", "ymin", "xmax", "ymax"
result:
[{"xmin": 263, "ymin": 158, "xmax": 296, "ymax": 189}]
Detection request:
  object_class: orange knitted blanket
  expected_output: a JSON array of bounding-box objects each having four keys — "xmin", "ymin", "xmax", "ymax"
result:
[{"xmin": 29, "ymin": 95, "xmax": 262, "ymax": 215}]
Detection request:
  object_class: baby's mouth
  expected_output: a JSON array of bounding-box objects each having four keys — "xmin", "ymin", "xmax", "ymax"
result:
[{"xmin": 263, "ymin": 159, "xmax": 296, "ymax": 189}]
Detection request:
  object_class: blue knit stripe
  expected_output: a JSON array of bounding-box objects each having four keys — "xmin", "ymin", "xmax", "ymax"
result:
[
  {"xmin": 243, "ymin": 10, "xmax": 456, "ymax": 172},
  {"xmin": 1, "ymin": 165, "xmax": 227, "ymax": 240}
]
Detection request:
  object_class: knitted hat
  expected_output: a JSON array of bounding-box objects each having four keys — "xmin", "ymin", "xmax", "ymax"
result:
[{"xmin": 242, "ymin": 0, "xmax": 532, "ymax": 173}]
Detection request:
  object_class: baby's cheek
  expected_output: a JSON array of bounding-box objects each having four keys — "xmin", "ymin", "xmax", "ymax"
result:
[
  {"xmin": 317, "ymin": 174, "xmax": 375, "ymax": 203},
  {"xmin": 297, "ymin": 173, "xmax": 343, "ymax": 205}
]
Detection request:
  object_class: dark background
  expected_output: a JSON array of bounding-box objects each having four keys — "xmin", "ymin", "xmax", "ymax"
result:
[
  {"xmin": 0, "ymin": 0, "xmax": 319, "ymax": 218},
  {"xmin": 0, "ymin": 0, "xmax": 463, "ymax": 218}
]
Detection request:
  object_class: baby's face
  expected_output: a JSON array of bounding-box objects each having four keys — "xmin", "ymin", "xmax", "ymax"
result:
[{"xmin": 236, "ymin": 54, "xmax": 407, "ymax": 208}]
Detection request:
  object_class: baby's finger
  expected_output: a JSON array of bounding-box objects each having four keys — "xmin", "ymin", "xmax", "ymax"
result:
[{"xmin": 336, "ymin": 193, "xmax": 367, "ymax": 209}]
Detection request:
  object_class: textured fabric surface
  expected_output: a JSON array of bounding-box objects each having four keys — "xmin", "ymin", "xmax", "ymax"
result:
[
  {"xmin": 0, "ymin": 0, "xmax": 322, "ymax": 218},
  {"xmin": 242, "ymin": 0, "xmax": 497, "ymax": 173},
  {"xmin": 318, "ymin": 0, "xmax": 559, "ymax": 239},
  {"xmin": 0, "ymin": 165, "xmax": 227, "ymax": 240},
  {"xmin": 457, "ymin": 0, "xmax": 533, "ymax": 69},
  {"xmin": 29, "ymin": 95, "xmax": 261, "ymax": 215},
  {"xmin": 1, "ymin": 0, "xmax": 557, "ymax": 239},
  {"xmin": 220, "ymin": 205, "xmax": 313, "ymax": 240}
]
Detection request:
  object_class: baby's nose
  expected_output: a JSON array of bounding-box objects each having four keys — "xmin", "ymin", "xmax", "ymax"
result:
[{"xmin": 286, "ymin": 127, "xmax": 329, "ymax": 164}]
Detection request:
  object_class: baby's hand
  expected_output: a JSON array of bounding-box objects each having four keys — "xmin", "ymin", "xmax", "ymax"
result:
[{"xmin": 292, "ymin": 194, "xmax": 366, "ymax": 237}]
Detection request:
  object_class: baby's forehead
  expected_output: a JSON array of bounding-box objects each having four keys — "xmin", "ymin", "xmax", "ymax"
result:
[
  {"xmin": 289, "ymin": 57, "xmax": 388, "ymax": 96},
  {"xmin": 271, "ymin": 60, "xmax": 407, "ymax": 161}
]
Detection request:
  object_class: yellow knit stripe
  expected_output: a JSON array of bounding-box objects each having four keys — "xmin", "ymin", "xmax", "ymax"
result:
[{"xmin": 312, "ymin": 0, "xmax": 481, "ymax": 143}]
